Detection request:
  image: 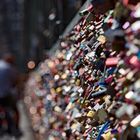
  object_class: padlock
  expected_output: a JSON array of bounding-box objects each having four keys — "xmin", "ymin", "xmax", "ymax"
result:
[{"xmin": 87, "ymin": 110, "xmax": 95, "ymax": 118}]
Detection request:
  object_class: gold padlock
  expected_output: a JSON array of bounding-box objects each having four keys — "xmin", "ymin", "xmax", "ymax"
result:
[
  {"xmin": 87, "ymin": 110, "xmax": 95, "ymax": 118},
  {"xmin": 97, "ymin": 35, "xmax": 107, "ymax": 44}
]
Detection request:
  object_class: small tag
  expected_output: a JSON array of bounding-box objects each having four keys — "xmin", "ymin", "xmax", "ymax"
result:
[
  {"xmin": 94, "ymin": 103, "xmax": 101, "ymax": 111},
  {"xmin": 78, "ymin": 87, "xmax": 84, "ymax": 93}
]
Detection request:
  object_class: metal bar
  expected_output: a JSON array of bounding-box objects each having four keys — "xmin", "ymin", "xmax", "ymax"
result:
[{"xmin": 49, "ymin": 0, "xmax": 90, "ymax": 54}]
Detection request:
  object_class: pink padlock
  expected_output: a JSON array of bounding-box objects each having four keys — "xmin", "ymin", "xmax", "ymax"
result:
[{"xmin": 105, "ymin": 57, "xmax": 119, "ymax": 67}]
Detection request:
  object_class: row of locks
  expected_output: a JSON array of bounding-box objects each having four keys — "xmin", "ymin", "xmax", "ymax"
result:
[{"xmin": 25, "ymin": 0, "xmax": 140, "ymax": 140}]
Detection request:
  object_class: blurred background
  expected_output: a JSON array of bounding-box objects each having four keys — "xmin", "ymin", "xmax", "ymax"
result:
[{"xmin": 0, "ymin": 0, "xmax": 86, "ymax": 72}]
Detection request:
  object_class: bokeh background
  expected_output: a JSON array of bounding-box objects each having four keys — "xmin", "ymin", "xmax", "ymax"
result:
[{"xmin": 0, "ymin": 0, "xmax": 86, "ymax": 72}]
